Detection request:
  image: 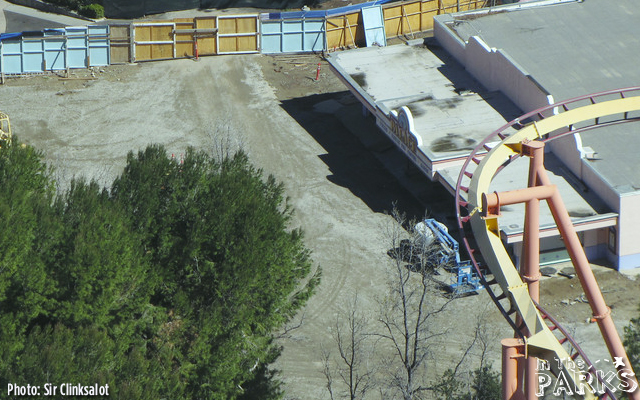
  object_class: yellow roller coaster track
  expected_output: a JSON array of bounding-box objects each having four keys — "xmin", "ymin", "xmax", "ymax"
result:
[{"xmin": 455, "ymin": 87, "xmax": 640, "ymax": 400}]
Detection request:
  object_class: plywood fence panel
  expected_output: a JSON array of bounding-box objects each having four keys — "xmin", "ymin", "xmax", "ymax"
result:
[
  {"xmin": 326, "ymin": 11, "xmax": 363, "ymax": 49},
  {"xmin": 439, "ymin": 0, "xmax": 485, "ymax": 13},
  {"xmin": 135, "ymin": 44, "xmax": 152, "ymax": 61},
  {"xmin": 154, "ymin": 25, "xmax": 174, "ymax": 41},
  {"xmin": 133, "ymin": 23, "xmax": 175, "ymax": 61},
  {"xmin": 383, "ymin": 4, "xmax": 403, "ymax": 37},
  {"xmin": 236, "ymin": 16, "xmax": 258, "ymax": 33},
  {"xmin": 175, "ymin": 18, "xmax": 195, "ymax": 58},
  {"xmin": 109, "ymin": 24, "xmax": 130, "ymax": 63},
  {"xmin": 403, "ymin": 1, "xmax": 424, "ymax": 32},
  {"xmin": 237, "ymin": 35, "xmax": 258, "ymax": 52},
  {"xmin": 458, "ymin": 0, "xmax": 485, "ymax": 11},
  {"xmin": 218, "ymin": 15, "xmax": 259, "ymax": 53},
  {"xmin": 195, "ymin": 17, "xmax": 217, "ymax": 55},
  {"xmin": 134, "ymin": 25, "xmax": 152, "ymax": 42},
  {"xmin": 218, "ymin": 17, "xmax": 237, "ymax": 33},
  {"xmin": 383, "ymin": 0, "xmax": 456, "ymax": 39}
]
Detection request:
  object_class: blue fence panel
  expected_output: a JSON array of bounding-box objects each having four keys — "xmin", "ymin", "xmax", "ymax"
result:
[
  {"xmin": 261, "ymin": 18, "xmax": 325, "ymax": 54},
  {"xmin": 22, "ymin": 39, "xmax": 45, "ymax": 72},
  {"xmin": 66, "ymin": 27, "xmax": 88, "ymax": 68},
  {"xmin": 261, "ymin": 19, "xmax": 282, "ymax": 53},
  {"xmin": 88, "ymin": 25, "xmax": 110, "ymax": 66},
  {"xmin": 282, "ymin": 20, "xmax": 303, "ymax": 52},
  {"xmin": 1, "ymin": 25, "xmax": 110, "ymax": 74},
  {"xmin": 0, "ymin": 41, "xmax": 23, "ymax": 74},
  {"xmin": 44, "ymin": 38, "xmax": 66, "ymax": 70},
  {"xmin": 361, "ymin": 5, "xmax": 387, "ymax": 47},
  {"xmin": 303, "ymin": 19, "xmax": 325, "ymax": 51},
  {"xmin": 43, "ymin": 29, "xmax": 66, "ymax": 71}
]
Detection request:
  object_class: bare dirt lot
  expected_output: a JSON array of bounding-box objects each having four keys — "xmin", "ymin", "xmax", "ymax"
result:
[{"xmin": 1, "ymin": 52, "xmax": 639, "ymax": 399}]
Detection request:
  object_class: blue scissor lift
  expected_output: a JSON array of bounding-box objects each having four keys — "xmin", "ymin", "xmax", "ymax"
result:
[{"xmin": 417, "ymin": 219, "xmax": 485, "ymax": 295}]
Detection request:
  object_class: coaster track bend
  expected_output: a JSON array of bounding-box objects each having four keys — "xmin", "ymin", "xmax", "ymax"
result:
[{"xmin": 455, "ymin": 88, "xmax": 640, "ymax": 400}]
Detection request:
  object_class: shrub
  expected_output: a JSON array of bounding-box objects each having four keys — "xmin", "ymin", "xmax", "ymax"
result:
[
  {"xmin": 624, "ymin": 306, "xmax": 640, "ymax": 373},
  {"xmin": 80, "ymin": 3, "xmax": 104, "ymax": 18}
]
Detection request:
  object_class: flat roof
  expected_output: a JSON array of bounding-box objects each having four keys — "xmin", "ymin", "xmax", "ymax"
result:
[
  {"xmin": 328, "ymin": 39, "xmax": 522, "ymax": 162},
  {"xmin": 437, "ymin": 152, "xmax": 616, "ymax": 242},
  {"xmin": 444, "ymin": 0, "xmax": 640, "ymax": 194},
  {"xmin": 328, "ymin": 34, "xmax": 616, "ymax": 237}
]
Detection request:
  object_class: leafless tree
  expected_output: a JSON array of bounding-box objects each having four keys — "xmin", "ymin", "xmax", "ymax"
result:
[
  {"xmin": 441, "ymin": 306, "xmax": 501, "ymax": 399},
  {"xmin": 321, "ymin": 207, "xmax": 497, "ymax": 400},
  {"xmin": 322, "ymin": 293, "xmax": 377, "ymax": 400},
  {"xmin": 375, "ymin": 208, "xmax": 456, "ymax": 400},
  {"xmin": 205, "ymin": 121, "xmax": 245, "ymax": 162}
]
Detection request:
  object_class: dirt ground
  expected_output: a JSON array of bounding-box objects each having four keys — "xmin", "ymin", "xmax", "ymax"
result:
[{"xmin": 1, "ymin": 50, "xmax": 639, "ymax": 399}]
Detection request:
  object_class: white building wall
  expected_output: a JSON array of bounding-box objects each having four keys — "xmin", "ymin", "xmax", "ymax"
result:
[
  {"xmin": 617, "ymin": 193, "xmax": 640, "ymax": 270},
  {"xmin": 434, "ymin": 21, "xmax": 554, "ymax": 114},
  {"xmin": 548, "ymin": 135, "xmax": 583, "ymax": 179},
  {"xmin": 433, "ymin": 15, "xmax": 466, "ymax": 66},
  {"xmin": 434, "ymin": 14, "xmax": 640, "ymax": 270},
  {"xmin": 580, "ymin": 161, "xmax": 620, "ymax": 212}
]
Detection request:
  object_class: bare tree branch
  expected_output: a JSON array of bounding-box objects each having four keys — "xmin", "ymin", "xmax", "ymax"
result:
[
  {"xmin": 375, "ymin": 207, "xmax": 458, "ymax": 400},
  {"xmin": 275, "ymin": 310, "xmax": 306, "ymax": 339},
  {"xmin": 322, "ymin": 293, "xmax": 377, "ymax": 400}
]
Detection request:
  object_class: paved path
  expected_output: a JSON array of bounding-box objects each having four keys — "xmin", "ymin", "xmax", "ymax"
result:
[{"xmin": 1, "ymin": 0, "xmax": 88, "ymax": 33}]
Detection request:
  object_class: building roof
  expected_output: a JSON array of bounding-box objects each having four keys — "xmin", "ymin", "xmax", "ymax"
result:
[
  {"xmin": 444, "ymin": 0, "xmax": 640, "ymax": 194},
  {"xmin": 327, "ymin": 33, "xmax": 618, "ymax": 237},
  {"xmin": 448, "ymin": 0, "xmax": 640, "ymax": 101},
  {"xmin": 328, "ymin": 39, "xmax": 522, "ymax": 162},
  {"xmin": 437, "ymin": 151, "xmax": 616, "ymax": 242}
]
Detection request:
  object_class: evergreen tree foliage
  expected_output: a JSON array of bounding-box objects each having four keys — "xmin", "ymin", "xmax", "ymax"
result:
[
  {"xmin": 434, "ymin": 364, "xmax": 501, "ymax": 400},
  {"xmin": 0, "ymin": 140, "xmax": 318, "ymax": 400},
  {"xmin": 624, "ymin": 305, "xmax": 640, "ymax": 373}
]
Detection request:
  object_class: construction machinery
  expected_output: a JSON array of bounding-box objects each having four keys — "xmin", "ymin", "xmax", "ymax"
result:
[{"xmin": 414, "ymin": 218, "xmax": 484, "ymax": 294}]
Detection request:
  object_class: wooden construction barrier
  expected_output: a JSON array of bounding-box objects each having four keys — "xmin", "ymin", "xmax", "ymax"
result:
[
  {"xmin": 323, "ymin": 0, "xmax": 488, "ymax": 51},
  {"xmin": 326, "ymin": 11, "xmax": 364, "ymax": 49},
  {"xmin": 217, "ymin": 15, "xmax": 259, "ymax": 54},
  {"xmin": 383, "ymin": 0, "xmax": 487, "ymax": 39},
  {"xmin": 195, "ymin": 17, "xmax": 217, "ymax": 56},
  {"xmin": 111, "ymin": 1, "xmax": 491, "ymax": 62},
  {"xmin": 133, "ymin": 22, "xmax": 175, "ymax": 61},
  {"xmin": 109, "ymin": 24, "xmax": 131, "ymax": 64},
  {"xmin": 129, "ymin": 14, "xmax": 258, "ymax": 62}
]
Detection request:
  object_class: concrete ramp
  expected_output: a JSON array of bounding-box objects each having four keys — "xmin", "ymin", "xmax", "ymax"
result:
[{"xmin": 1, "ymin": 1, "xmax": 88, "ymax": 33}]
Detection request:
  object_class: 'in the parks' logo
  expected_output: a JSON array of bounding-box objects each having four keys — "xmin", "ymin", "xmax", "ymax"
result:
[{"xmin": 536, "ymin": 357, "xmax": 638, "ymax": 397}]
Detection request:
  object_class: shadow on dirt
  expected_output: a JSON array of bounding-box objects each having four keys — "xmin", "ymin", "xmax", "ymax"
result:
[{"xmin": 279, "ymin": 91, "xmax": 428, "ymax": 218}]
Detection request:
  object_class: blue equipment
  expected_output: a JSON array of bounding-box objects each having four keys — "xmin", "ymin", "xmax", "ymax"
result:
[{"xmin": 415, "ymin": 219, "xmax": 485, "ymax": 294}]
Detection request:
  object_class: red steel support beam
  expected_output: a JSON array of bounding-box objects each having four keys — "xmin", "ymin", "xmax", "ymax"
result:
[
  {"xmin": 536, "ymin": 167, "xmax": 640, "ymax": 400},
  {"xmin": 488, "ymin": 140, "xmax": 639, "ymax": 399},
  {"xmin": 521, "ymin": 141, "xmax": 543, "ymax": 400},
  {"xmin": 502, "ymin": 338, "xmax": 526, "ymax": 400}
]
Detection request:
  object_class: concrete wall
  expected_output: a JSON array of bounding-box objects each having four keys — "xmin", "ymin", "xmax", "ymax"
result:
[
  {"xmin": 550, "ymin": 138, "xmax": 640, "ymax": 270},
  {"xmin": 616, "ymin": 193, "xmax": 640, "ymax": 270},
  {"xmin": 583, "ymin": 228, "xmax": 608, "ymax": 260},
  {"xmin": 433, "ymin": 15, "xmax": 466, "ymax": 66},
  {"xmin": 579, "ymin": 160, "xmax": 620, "ymax": 213},
  {"xmin": 434, "ymin": 20, "xmax": 554, "ymax": 114},
  {"xmin": 548, "ymin": 134, "xmax": 582, "ymax": 179},
  {"xmin": 464, "ymin": 35, "xmax": 553, "ymax": 114}
]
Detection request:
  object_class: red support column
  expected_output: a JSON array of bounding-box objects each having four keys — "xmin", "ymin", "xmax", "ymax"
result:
[
  {"xmin": 542, "ymin": 183, "xmax": 640, "ymax": 399},
  {"xmin": 522, "ymin": 142, "xmax": 544, "ymax": 400},
  {"xmin": 502, "ymin": 338, "xmax": 526, "ymax": 400}
]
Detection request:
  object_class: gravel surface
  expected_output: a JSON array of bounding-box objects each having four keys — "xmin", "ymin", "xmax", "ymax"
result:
[{"xmin": 1, "ymin": 50, "xmax": 638, "ymax": 399}]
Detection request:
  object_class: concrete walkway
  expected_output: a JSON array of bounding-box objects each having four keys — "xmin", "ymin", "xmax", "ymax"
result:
[{"xmin": 1, "ymin": 0, "xmax": 89, "ymax": 33}]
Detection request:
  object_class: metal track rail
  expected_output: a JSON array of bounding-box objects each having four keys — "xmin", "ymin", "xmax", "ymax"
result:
[{"xmin": 454, "ymin": 87, "xmax": 640, "ymax": 399}]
